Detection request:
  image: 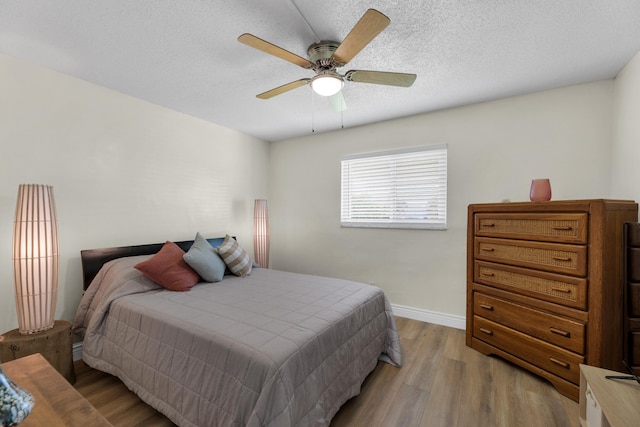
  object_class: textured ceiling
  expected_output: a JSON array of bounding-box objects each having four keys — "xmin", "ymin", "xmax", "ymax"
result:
[{"xmin": 2, "ymin": 0, "xmax": 640, "ymax": 142}]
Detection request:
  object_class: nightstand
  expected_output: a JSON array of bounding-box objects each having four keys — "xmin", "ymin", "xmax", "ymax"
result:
[
  {"xmin": 0, "ymin": 320, "xmax": 75, "ymax": 383},
  {"xmin": 2, "ymin": 353, "xmax": 110, "ymax": 426}
]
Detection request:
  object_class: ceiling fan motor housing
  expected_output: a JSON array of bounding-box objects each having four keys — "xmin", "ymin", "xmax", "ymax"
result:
[{"xmin": 308, "ymin": 41, "xmax": 341, "ymax": 70}]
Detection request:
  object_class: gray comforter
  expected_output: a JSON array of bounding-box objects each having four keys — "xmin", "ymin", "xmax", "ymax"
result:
[{"xmin": 73, "ymin": 255, "xmax": 401, "ymax": 427}]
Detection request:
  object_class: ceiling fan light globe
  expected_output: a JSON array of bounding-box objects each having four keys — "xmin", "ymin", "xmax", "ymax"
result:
[{"xmin": 311, "ymin": 74, "xmax": 344, "ymax": 97}]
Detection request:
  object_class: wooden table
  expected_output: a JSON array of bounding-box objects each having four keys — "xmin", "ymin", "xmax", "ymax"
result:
[
  {"xmin": 2, "ymin": 353, "xmax": 111, "ymax": 426},
  {"xmin": 0, "ymin": 320, "xmax": 75, "ymax": 383}
]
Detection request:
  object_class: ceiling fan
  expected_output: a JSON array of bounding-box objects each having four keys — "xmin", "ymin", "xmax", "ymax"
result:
[{"xmin": 238, "ymin": 9, "xmax": 417, "ymax": 101}]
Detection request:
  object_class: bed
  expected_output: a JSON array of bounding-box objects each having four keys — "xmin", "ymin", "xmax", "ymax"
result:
[{"xmin": 73, "ymin": 236, "xmax": 401, "ymax": 427}]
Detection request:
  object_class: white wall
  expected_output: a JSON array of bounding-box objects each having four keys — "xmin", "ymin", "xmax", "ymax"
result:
[
  {"xmin": 270, "ymin": 81, "xmax": 615, "ymax": 321},
  {"xmin": 612, "ymin": 50, "xmax": 640, "ymax": 200},
  {"xmin": 0, "ymin": 54, "xmax": 270, "ymax": 333}
]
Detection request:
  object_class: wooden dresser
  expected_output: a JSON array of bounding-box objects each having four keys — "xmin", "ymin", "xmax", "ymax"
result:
[
  {"xmin": 466, "ymin": 199, "xmax": 638, "ymax": 401},
  {"xmin": 624, "ymin": 222, "xmax": 640, "ymax": 375}
]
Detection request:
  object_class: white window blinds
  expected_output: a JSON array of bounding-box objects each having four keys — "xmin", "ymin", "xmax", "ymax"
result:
[{"xmin": 341, "ymin": 145, "xmax": 447, "ymax": 229}]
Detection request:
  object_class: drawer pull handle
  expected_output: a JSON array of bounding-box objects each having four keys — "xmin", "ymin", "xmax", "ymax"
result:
[
  {"xmin": 549, "ymin": 327, "xmax": 570, "ymax": 337},
  {"xmin": 552, "ymin": 226, "xmax": 573, "ymax": 231},
  {"xmin": 480, "ymin": 304, "xmax": 494, "ymax": 311},
  {"xmin": 481, "ymin": 223, "xmax": 496, "ymax": 228},
  {"xmin": 481, "ymin": 272, "xmax": 495, "ymax": 277},
  {"xmin": 481, "ymin": 247, "xmax": 495, "ymax": 252},
  {"xmin": 549, "ymin": 357, "xmax": 570, "ymax": 369},
  {"xmin": 552, "ymin": 256, "xmax": 572, "ymax": 262},
  {"xmin": 479, "ymin": 328, "xmax": 493, "ymax": 336},
  {"xmin": 551, "ymin": 287, "xmax": 571, "ymax": 294}
]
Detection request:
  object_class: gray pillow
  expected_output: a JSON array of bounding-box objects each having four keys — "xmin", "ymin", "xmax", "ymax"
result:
[{"xmin": 183, "ymin": 232, "xmax": 226, "ymax": 282}]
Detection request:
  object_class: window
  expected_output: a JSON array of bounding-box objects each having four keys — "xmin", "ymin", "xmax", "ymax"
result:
[{"xmin": 341, "ymin": 145, "xmax": 447, "ymax": 230}]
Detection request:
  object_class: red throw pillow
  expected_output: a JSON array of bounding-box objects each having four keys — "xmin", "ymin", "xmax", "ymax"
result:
[{"xmin": 134, "ymin": 241, "xmax": 200, "ymax": 291}]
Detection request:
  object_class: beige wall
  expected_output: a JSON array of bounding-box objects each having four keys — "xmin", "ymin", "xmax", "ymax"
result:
[
  {"xmin": 3, "ymin": 49, "xmax": 638, "ymax": 334},
  {"xmin": 612, "ymin": 50, "xmax": 640, "ymax": 200},
  {"xmin": 0, "ymin": 54, "xmax": 270, "ymax": 333},
  {"xmin": 269, "ymin": 81, "xmax": 616, "ymax": 322}
]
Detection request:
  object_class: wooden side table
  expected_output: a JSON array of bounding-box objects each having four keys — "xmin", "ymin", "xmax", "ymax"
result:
[
  {"xmin": 0, "ymin": 320, "xmax": 75, "ymax": 383},
  {"xmin": 2, "ymin": 353, "xmax": 111, "ymax": 426}
]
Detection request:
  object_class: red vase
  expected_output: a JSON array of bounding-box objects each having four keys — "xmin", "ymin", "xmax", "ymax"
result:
[{"xmin": 530, "ymin": 179, "xmax": 551, "ymax": 202}]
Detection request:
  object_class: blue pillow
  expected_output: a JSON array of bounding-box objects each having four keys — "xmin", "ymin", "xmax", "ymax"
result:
[{"xmin": 183, "ymin": 233, "xmax": 226, "ymax": 282}]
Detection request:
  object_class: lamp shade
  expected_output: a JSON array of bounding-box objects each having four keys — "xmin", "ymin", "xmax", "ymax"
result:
[
  {"xmin": 253, "ymin": 199, "xmax": 270, "ymax": 268},
  {"xmin": 13, "ymin": 184, "xmax": 59, "ymax": 335},
  {"xmin": 310, "ymin": 73, "xmax": 344, "ymax": 97}
]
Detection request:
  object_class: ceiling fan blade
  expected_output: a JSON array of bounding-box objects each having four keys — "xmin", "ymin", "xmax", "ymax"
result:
[
  {"xmin": 256, "ymin": 79, "xmax": 310, "ymax": 99},
  {"xmin": 345, "ymin": 70, "xmax": 417, "ymax": 87},
  {"xmin": 329, "ymin": 91, "xmax": 347, "ymax": 112},
  {"xmin": 332, "ymin": 9, "xmax": 390, "ymax": 65},
  {"xmin": 238, "ymin": 33, "xmax": 314, "ymax": 69}
]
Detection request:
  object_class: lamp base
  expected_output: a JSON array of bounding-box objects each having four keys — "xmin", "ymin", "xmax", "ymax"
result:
[{"xmin": 18, "ymin": 323, "xmax": 55, "ymax": 336}]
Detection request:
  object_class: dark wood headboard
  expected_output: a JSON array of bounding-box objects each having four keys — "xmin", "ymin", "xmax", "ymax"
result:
[{"xmin": 80, "ymin": 237, "xmax": 226, "ymax": 290}]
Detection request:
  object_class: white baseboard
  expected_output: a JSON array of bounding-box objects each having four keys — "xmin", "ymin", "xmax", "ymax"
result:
[
  {"xmin": 391, "ymin": 304, "xmax": 466, "ymax": 330},
  {"xmin": 73, "ymin": 341, "xmax": 83, "ymax": 361},
  {"xmin": 71, "ymin": 305, "xmax": 466, "ymax": 362}
]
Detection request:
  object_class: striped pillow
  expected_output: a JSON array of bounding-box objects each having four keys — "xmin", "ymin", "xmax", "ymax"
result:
[{"xmin": 217, "ymin": 234, "xmax": 252, "ymax": 277}]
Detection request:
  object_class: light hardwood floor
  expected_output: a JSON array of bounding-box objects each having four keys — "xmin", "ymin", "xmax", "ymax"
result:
[{"xmin": 73, "ymin": 317, "xmax": 579, "ymax": 427}]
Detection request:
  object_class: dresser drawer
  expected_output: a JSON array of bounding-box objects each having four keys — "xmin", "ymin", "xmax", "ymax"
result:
[
  {"xmin": 474, "ymin": 292, "xmax": 585, "ymax": 354},
  {"xmin": 475, "ymin": 237, "xmax": 587, "ymax": 277},
  {"xmin": 629, "ymin": 283, "xmax": 640, "ymax": 317},
  {"xmin": 473, "ymin": 316, "xmax": 584, "ymax": 384},
  {"xmin": 475, "ymin": 213, "xmax": 588, "ymax": 244},
  {"xmin": 474, "ymin": 260, "xmax": 587, "ymax": 309}
]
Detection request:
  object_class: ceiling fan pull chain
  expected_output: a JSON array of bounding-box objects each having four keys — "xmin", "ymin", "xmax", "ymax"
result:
[{"xmin": 311, "ymin": 90, "xmax": 315, "ymax": 133}]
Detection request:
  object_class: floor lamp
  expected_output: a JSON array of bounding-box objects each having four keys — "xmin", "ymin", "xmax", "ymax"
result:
[
  {"xmin": 253, "ymin": 199, "xmax": 270, "ymax": 268},
  {"xmin": 13, "ymin": 184, "xmax": 59, "ymax": 335}
]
